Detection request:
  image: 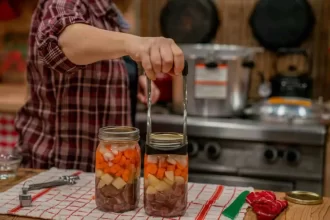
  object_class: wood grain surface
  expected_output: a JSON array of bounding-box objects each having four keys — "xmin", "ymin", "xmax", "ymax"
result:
[{"xmin": 0, "ymin": 169, "xmax": 330, "ymax": 220}]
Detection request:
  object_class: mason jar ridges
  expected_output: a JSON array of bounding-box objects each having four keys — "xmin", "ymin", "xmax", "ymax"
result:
[{"xmin": 95, "ymin": 126, "xmax": 141, "ymax": 213}]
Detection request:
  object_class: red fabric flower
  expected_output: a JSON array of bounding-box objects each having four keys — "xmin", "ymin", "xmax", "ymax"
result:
[{"xmin": 246, "ymin": 191, "xmax": 288, "ymax": 220}]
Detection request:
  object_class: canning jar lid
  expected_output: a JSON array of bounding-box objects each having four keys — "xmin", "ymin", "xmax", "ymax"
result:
[
  {"xmin": 149, "ymin": 132, "xmax": 184, "ymax": 150},
  {"xmin": 285, "ymin": 191, "xmax": 323, "ymax": 205},
  {"xmin": 98, "ymin": 126, "xmax": 140, "ymax": 141}
]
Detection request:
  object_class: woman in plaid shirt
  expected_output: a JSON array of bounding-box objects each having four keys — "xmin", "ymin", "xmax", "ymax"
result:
[{"xmin": 15, "ymin": 0, "xmax": 184, "ymax": 172}]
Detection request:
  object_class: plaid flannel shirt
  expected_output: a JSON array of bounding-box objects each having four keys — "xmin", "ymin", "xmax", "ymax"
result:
[{"xmin": 15, "ymin": 0, "xmax": 131, "ymax": 172}]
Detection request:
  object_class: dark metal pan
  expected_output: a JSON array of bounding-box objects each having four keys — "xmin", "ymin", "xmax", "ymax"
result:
[
  {"xmin": 249, "ymin": 0, "xmax": 315, "ymax": 51},
  {"xmin": 160, "ymin": 0, "xmax": 220, "ymax": 43}
]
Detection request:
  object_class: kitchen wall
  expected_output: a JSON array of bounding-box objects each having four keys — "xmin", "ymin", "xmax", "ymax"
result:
[
  {"xmin": 1, "ymin": 0, "xmax": 329, "ymax": 100},
  {"xmin": 138, "ymin": 0, "xmax": 330, "ymax": 101}
]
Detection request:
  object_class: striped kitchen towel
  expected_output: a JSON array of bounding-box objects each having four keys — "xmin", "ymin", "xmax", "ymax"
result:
[{"xmin": 0, "ymin": 168, "xmax": 253, "ymax": 220}]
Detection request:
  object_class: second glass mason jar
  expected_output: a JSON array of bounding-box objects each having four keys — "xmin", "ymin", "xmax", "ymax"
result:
[
  {"xmin": 144, "ymin": 133, "xmax": 188, "ymax": 217},
  {"xmin": 95, "ymin": 126, "xmax": 141, "ymax": 213}
]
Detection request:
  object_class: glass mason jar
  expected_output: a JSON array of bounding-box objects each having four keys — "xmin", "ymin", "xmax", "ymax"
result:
[
  {"xmin": 144, "ymin": 132, "xmax": 188, "ymax": 217},
  {"xmin": 95, "ymin": 126, "xmax": 141, "ymax": 212}
]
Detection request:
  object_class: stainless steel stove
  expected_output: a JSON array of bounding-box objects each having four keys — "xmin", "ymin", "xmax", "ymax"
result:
[{"xmin": 136, "ymin": 112, "xmax": 327, "ymax": 195}]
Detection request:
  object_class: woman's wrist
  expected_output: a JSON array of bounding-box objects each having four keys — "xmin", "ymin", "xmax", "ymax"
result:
[{"xmin": 121, "ymin": 33, "xmax": 141, "ymax": 58}]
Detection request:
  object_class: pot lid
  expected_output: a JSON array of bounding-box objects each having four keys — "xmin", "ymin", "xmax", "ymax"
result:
[{"xmin": 245, "ymin": 97, "xmax": 329, "ymax": 124}]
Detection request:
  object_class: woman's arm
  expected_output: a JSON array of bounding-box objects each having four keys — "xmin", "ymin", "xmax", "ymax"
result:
[
  {"xmin": 38, "ymin": 0, "xmax": 184, "ymax": 79},
  {"xmin": 58, "ymin": 24, "xmax": 136, "ymax": 65}
]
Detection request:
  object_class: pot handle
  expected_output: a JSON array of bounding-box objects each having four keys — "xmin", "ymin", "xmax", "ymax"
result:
[{"xmin": 146, "ymin": 60, "xmax": 189, "ymax": 145}]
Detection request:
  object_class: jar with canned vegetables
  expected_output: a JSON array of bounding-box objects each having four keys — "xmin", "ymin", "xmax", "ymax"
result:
[
  {"xmin": 144, "ymin": 132, "xmax": 188, "ymax": 217},
  {"xmin": 95, "ymin": 126, "xmax": 141, "ymax": 212}
]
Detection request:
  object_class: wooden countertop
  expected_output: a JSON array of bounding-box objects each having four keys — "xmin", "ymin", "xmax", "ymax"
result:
[
  {"xmin": 0, "ymin": 84, "xmax": 28, "ymax": 113},
  {"xmin": 0, "ymin": 169, "xmax": 330, "ymax": 220}
]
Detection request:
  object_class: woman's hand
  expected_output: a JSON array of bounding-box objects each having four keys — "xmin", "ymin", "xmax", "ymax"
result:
[
  {"xmin": 137, "ymin": 75, "xmax": 160, "ymax": 104},
  {"xmin": 126, "ymin": 36, "xmax": 184, "ymax": 80}
]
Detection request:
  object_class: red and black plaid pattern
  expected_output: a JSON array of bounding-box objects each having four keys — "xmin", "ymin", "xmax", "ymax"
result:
[
  {"xmin": 0, "ymin": 114, "xmax": 18, "ymax": 148},
  {"xmin": 14, "ymin": 0, "xmax": 131, "ymax": 172}
]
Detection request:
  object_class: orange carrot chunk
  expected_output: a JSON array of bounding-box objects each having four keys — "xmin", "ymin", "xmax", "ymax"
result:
[
  {"xmin": 146, "ymin": 163, "xmax": 158, "ymax": 175},
  {"xmin": 167, "ymin": 165, "xmax": 175, "ymax": 171},
  {"xmin": 103, "ymin": 166, "xmax": 112, "ymax": 173},
  {"xmin": 182, "ymin": 172, "xmax": 188, "ymax": 181},
  {"xmin": 159, "ymin": 160, "xmax": 168, "ymax": 168},
  {"xmin": 176, "ymin": 162, "xmax": 185, "ymax": 170},
  {"xmin": 156, "ymin": 168, "xmax": 165, "ymax": 179},
  {"xmin": 174, "ymin": 169, "xmax": 182, "ymax": 176},
  {"xmin": 115, "ymin": 168, "xmax": 124, "ymax": 177},
  {"xmin": 122, "ymin": 169, "xmax": 131, "ymax": 182},
  {"xmin": 96, "ymin": 162, "xmax": 105, "ymax": 169},
  {"xmin": 96, "ymin": 151, "xmax": 104, "ymax": 163},
  {"xmin": 109, "ymin": 164, "xmax": 120, "ymax": 175},
  {"xmin": 112, "ymin": 152, "xmax": 122, "ymax": 163},
  {"xmin": 119, "ymin": 156, "xmax": 127, "ymax": 166}
]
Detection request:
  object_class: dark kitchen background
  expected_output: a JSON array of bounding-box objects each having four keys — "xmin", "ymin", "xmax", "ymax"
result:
[{"xmin": 1, "ymin": 0, "xmax": 330, "ymax": 198}]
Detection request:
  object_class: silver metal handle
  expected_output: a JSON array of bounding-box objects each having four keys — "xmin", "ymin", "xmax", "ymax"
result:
[
  {"xmin": 146, "ymin": 61, "xmax": 189, "ymax": 145},
  {"xmin": 27, "ymin": 180, "xmax": 69, "ymax": 191},
  {"xmin": 146, "ymin": 77, "xmax": 152, "ymax": 145},
  {"xmin": 21, "ymin": 175, "xmax": 78, "ymax": 194}
]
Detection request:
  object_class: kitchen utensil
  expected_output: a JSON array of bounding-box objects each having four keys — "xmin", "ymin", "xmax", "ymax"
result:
[
  {"xmin": 222, "ymin": 190, "xmax": 250, "ymax": 219},
  {"xmin": 160, "ymin": 0, "xmax": 220, "ymax": 43},
  {"xmin": 0, "ymin": 147, "xmax": 22, "ymax": 180},
  {"xmin": 144, "ymin": 61, "xmax": 189, "ymax": 217},
  {"xmin": 172, "ymin": 44, "xmax": 261, "ymax": 117},
  {"xmin": 19, "ymin": 175, "xmax": 79, "ymax": 207},
  {"xmin": 285, "ymin": 191, "xmax": 323, "ymax": 205},
  {"xmin": 147, "ymin": 60, "xmax": 189, "ymax": 145},
  {"xmin": 250, "ymin": 0, "xmax": 315, "ymax": 51},
  {"xmin": 244, "ymin": 97, "xmax": 330, "ymax": 124}
]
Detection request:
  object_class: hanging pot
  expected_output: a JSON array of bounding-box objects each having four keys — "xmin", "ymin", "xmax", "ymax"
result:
[
  {"xmin": 159, "ymin": 0, "xmax": 220, "ymax": 44},
  {"xmin": 249, "ymin": 0, "xmax": 315, "ymax": 51}
]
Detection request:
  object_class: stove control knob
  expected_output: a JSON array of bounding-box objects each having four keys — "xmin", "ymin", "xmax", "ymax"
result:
[
  {"xmin": 188, "ymin": 141, "xmax": 199, "ymax": 157},
  {"xmin": 263, "ymin": 147, "xmax": 278, "ymax": 163},
  {"xmin": 204, "ymin": 142, "xmax": 221, "ymax": 160},
  {"xmin": 286, "ymin": 149, "xmax": 301, "ymax": 164}
]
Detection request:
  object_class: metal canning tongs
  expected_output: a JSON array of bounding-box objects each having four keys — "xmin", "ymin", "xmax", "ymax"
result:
[
  {"xmin": 19, "ymin": 175, "xmax": 80, "ymax": 207},
  {"xmin": 146, "ymin": 60, "xmax": 189, "ymax": 145}
]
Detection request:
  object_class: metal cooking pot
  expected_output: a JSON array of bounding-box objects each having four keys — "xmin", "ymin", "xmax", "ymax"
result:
[
  {"xmin": 244, "ymin": 97, "xmax": 330, "ymax": 125},
  {"xmin": 172, "ymin": 44, "xmax": 262, "ymax": 117}
]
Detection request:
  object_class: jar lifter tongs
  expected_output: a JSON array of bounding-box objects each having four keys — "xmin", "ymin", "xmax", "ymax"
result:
[
  {"xmin": 19, "ymin": 175, "xmax": 80, "ymax": 207},
  {"xmin": 146, "ymin": 60, "xmax": 189, "ymax": 145}
]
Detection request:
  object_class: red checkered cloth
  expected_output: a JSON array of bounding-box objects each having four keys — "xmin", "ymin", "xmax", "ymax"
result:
[
  {"xmin": 246, "ymin": 191, "xmax": 288, "ymax": 220},
  {"xmin": 14, "ymin": 0, "xmax": 131, "ymax": 172},
  {"xmin": 0, "ymin": 168, "xmax": 254, "ymax": 220},
  {"xmin": 0, "ymin": 113, "xmax": 18, "ymax": 148}
]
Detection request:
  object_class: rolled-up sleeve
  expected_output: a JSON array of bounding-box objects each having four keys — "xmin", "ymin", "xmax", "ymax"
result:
[{"xmin": 36, "ymin": 0, "xmax": 89, "ymax": 73}]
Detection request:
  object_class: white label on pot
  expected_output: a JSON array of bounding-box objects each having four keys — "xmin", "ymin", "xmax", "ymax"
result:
[{"xmin": 194, "ymin": 64, "xmax": 228, "ymax": 99}]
